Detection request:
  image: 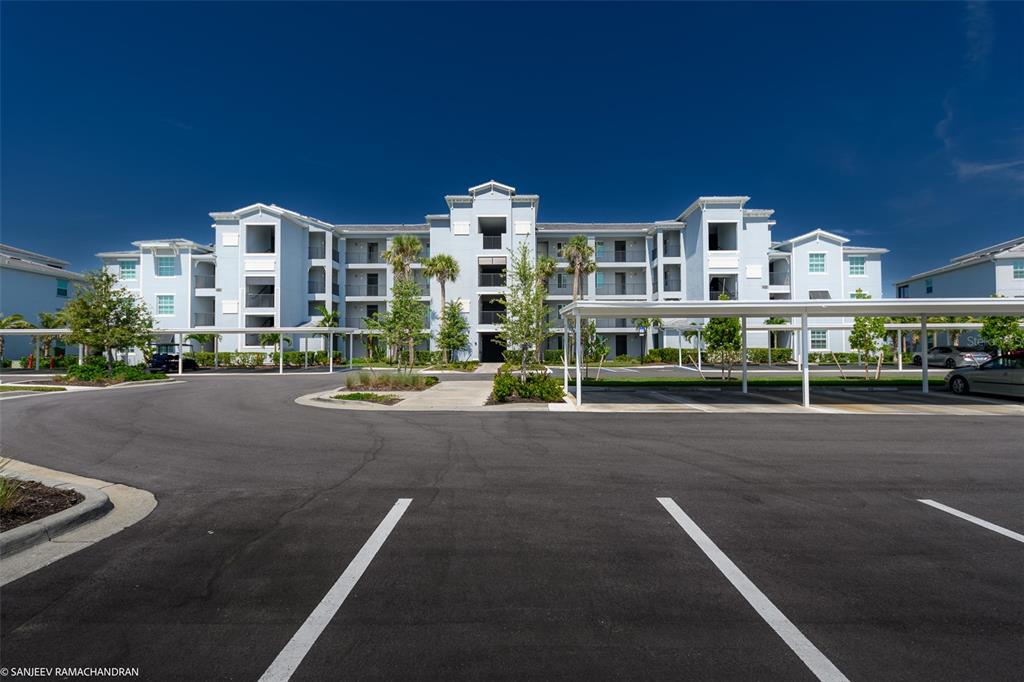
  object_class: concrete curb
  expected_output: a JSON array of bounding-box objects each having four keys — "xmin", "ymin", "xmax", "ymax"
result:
[{"xmin": 0, "ymin": 472, "xmax": 113, "ymax": 555}]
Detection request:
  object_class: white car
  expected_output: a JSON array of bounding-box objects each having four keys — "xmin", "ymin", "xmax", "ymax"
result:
[
  {"xmin": 945, "ymin": 353, "xmax": 1024, "ymax": 398},
  {"xmin": 913, "ymin": 345, "xmax": 991, "ymax": 369}
]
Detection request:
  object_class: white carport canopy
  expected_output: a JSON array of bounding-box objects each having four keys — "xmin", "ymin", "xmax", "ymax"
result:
[{"xmin": 557, "ymin": 298, "xmax": 1024, "ymax": 408}]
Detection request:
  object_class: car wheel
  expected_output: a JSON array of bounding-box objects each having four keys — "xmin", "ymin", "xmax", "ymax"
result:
[
  {"xmin": 912, "ymin": 355, "xmax": 921, "ymax": 366},
  {"xmin": 945, "ymin": 358, "xmax": 957, "ymax": 368},
  {"xmin": 949, "ymin": 376, "xmax": 969, "ymax": 395}
]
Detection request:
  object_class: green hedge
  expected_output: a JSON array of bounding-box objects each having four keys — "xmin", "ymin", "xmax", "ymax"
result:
[
  {"xmin": 492, "ymin": 370, "xmax": 564, "ymax": 402},
  {"xmin": 189, "ymin": 351, "xmax": 346, "ymax": 368},
  {"xmin": 65, "ymin": 358, "xmax": 163, "ymax": 382}
]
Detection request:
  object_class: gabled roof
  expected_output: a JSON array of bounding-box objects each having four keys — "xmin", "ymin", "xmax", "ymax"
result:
[
  {"xmin": 676, "ymin": 196, "xmax": 751, "ymax": 221},
  {"xmin": 537, "ymin": 222, "xmax": 658, "ymax": 234},
  {"xmin": 950, "ymin": 235, "xmax": 1024, "ymax": 263},
  {"xmin": 783, "ymin": 229, "xmax": 850, "ymax": 245},
  {"xmin": 1, "ymin": 253, "xmax": 85, "ymax": 281},
  {"xmin": 468, "ymin": 179, "xmax": 515, "ymax": 195},
  {"xmin": 132, "ymin": 239, "xmax": 213, "ymax": 253},
  {"xmin": 0, "ymin": 243, "xmax": 71, "ymax": 269},
  {"xmin": 209, "ymin": 203, "xmax": 336, "ymax": 231},
  {"xmin": 894, "ymin": 235, "xmax": 1024, "ymax": 285}
]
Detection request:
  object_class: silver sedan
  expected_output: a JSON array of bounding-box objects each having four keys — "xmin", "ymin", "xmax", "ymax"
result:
[
  {"xmin": 913, "ymin": 346, "xmax": 991, "ymax": 368},
  {"xmin": 945, "ymin": 353, "xmax": 1024, "ymax": 398}
]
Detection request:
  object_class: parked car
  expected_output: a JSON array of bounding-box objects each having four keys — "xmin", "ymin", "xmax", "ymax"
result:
[
  {"xmin": 945, "ymin": 352, "xmax": 1024, "ymax": 398},
  {"xmin": 912, "ymin": 346, "xmax": 991, "ymax": 368},
  {"xmin": 149, "ymin": 354, "xmax": 198, "ymax": 372}
]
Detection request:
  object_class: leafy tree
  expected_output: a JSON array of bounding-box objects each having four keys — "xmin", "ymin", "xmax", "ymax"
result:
[
  {"xmin": 0, "ymin": 314, "xmax": 34, "ymax": 362},
  {"xmin": 634, "ymin": 316, "xmax": 663, "ymax": 358},
  {"xmin": 436, "ymin": 300, "xmax": 470, "ymax": 362},
  {"xmin": 581, "ymin": 319, "xmax": 609, "ymax": 378},
  {"xmin": 764, "ymin": 316, "xmax": 788, "ymax": 366},
  {"xmin": 848, "ymin": 290, "xmax": 886, "ymax": 379},
  {"xmin": 562, "ymin": 234, "xmax": 596, "ymax": 303},
  {"xmin": 62, "ymin": 270, "xmax": 154, "ymax": 375},
  {"xmin": 931, "ymin": 316, "xmax": 973, "ymax": 346},
  {"xmin": 979, "ymin": 296, "xmax": 1024, "ymax": 355},
  {"xmin": 497, "ymin": 242, "xmax": 549, "ymax": 377},
  {"xmin": 365, "ymin": 277, "xmax": 428, "ymax": 369},
  {"xmin": 703, "ymin": 293, "xmax": 741, "ymax": 378},
  {"xmin": 422, "ymin": 254, "xmax": 460, "ymax": 360}
]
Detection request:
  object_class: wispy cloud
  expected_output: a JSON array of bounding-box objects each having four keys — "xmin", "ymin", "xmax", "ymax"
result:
[
  {"xmin": 161, "ymin": 118, "xmax": 193, "ymax": 132},
  {"xmin": 954, "ymin": 159, "xmax": 1024, "ymax": 180},
  {"xmin": 964, "ymin": 1, "xmax": 994, "ymax": 68}
]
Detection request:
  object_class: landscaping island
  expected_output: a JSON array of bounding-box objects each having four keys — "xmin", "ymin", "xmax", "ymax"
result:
[{"xmin": 1, "ymin": 477, "xmax": 83, "ymax": 533}]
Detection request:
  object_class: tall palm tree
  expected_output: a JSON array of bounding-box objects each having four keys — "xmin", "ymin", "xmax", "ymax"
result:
[
  {"xmin": 184, "ymin": 333, "xmax": 219, "ymax": 355},
  {"xmin": 315, "ymin": 304, "xmax": 339, "ymax": 356},
  {"xmin": 562, "ymin": 235, "xmax": 596, "ymax": 303},
  {"xmin": 634, "ymin": 317, "xmax": 663, "ymax": 359},
  {"xmin": 1, "ymin": 314, "xmax": 34, "ymax": 363},
  {"xmin": 382, "ymin": 235, "xmax": 423, "ymax": 281},
  {"xmin": 422, "ymin": 254, "xmax": 460, "ymax": 362}
]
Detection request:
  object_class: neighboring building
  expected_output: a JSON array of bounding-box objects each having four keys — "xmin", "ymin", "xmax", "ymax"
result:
[
  {"xmin": 0, "ymin": 243, "xmax": 85, "ymax": 360},
  {"xmin": 98, "ymin": 181, "xmax": 888, "ymax": 360},
  {"xmin": 894, "ymin": 237, "xmax": 1024, "ymax": 300}
]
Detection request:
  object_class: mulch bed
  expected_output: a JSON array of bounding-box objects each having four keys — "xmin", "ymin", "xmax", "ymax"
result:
[{"xmin": 1, "ymin": 479, "xmax": 83, "ymax": 532}]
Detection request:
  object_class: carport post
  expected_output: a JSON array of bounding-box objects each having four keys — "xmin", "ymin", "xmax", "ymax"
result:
[
  {"xmin": 800, "ymin": 313, "xmax": 810, "ymax": 407},
  {"xmin": 575, "ymin": 314, "xmax": 582, "ymax": 406},
  {"xmin": 278, "ymin": 333, "xmax": 284, "ymax": 375},
  {"xmin": 896, "ymin": 329, "xmax": 902, "ymax": 370},
  {"xmin": 696, "ymin": 329, "xmax": 702, "ymax": 372},
  {"xmin": 33, "ymin": 338, "xmax": 39, "ymax": 371},
  {"xmin": 562, "ymin": 321, "xmax": 569, "ymax": 394},
  {"xmin": 677, "ymin": 329, "xmax": 682, "ymax": 368},
  {"xmin": 177, "ymin": 334, "xmax": 183, "ymax": 375},
  {"xmin": 741, "ymin": 316, "xmax": 748, "ymax": 394},
  {"xmin": 348, "ymin": 332, "xmax": 353, "ymax": 369},
  {"xmin": 213, "ymin": 335, "xmax": 218, "ymax": 369},
  {"xmin": 328, "ymin": 332, "xmax": 334, "ymax": 373},
  {"xmin": 920, "ymin": 317, "xmax": 928, "ymax": 394},
  {"xmin": 78, "ymin": 343, "xmax": 84, "ymax": 366}
]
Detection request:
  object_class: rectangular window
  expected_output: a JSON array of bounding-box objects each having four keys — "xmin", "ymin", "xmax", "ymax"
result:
[
  {"xmin": 119, "ymin": 260, "xmax": 137, "ymax": 281},
  {"xmin": 595, "ymin": 272, "xmax": 605, "ymax": 287},
  {"xmin": 848, "ymin": 256, "xmax": 865, "ymax": 276},
  {"xmin": 808, "ymin": 252, "xmax": 826, "ymax": 273},
  {"xmin": 156, "ymin": 295, "xmax": 174, "ymax": 315},
  {"xmin": 897, "ymin": 285, "xmax": 908, "ymax": 298},
  {"xmin": 556, "ymin": 273, "xmax": 567, "ymax": 289},
  {"xmin": 810, "ymin": 330, "xmax": 828, "ymax": 350},
  {"xmin": 56, "ymin": 278, "xmax": 69, "ymax": 297},
  {"xmin": 156, "ymin": 256, "xmax": 176, "ymax": 277},
  {"xmin": 1014, "ymin": 261, "xmax": 1024, "ymax": 280},
  {"xmin": 925, "ymin": 278, "xmax": 933, "ymax": 294}
]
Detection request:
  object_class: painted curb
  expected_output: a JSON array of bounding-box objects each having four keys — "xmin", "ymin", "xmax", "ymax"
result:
[{"xmin": 0, "ymin": 473, "xmax": 113, "ymax": 555}]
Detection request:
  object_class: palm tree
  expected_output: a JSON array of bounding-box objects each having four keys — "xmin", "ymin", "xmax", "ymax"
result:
[
  {"xmin": 764, "ymin": 316, "xmax": 788, "ymax": 366},
  {"xmin": 35, "ymin": 311, "xmax": 66, "ymax": 368},
  {"xmin": 634, "ymin": 317, "xmax": 663, "ymax": 359},
  {"xmin": 382, "ymin": 235, "xmax": 423, "ymax": 281},
  {"xmin": 1, "ymin": 314, "xmax": 34, "ymax": 363},
  {"xmin": 562, "ymin": 235, "xmax": 596, "ymax": 303},
  {"xmin": 258, "ymin": 332, "xmax": 290, "ymax": 356},
  {"xmin": 184, "ymin": 333, "xmax": 218, "ymax": 355},
  {"xmin": 315, "ymin": 304, "xmax": 339, "ymax": 357},
  {"xmin": 422, "ymin": 254, "xmax": 460, "ymax": 362}
]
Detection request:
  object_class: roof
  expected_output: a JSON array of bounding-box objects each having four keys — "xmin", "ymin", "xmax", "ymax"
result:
[
  {"xmin": 209, "ymin": 203, "xmax": 336, "ymax": 230},
  {"xmin": 132, "ymin": 239, "xmax": 213, "ymax": 253},
  {"xmin": 0, "ymin": 243, "xmax": 71, "ymax": 268},
  {"xmin": 0, "ymin": 253, "xmax": 85, "ymax": 281},
  {"xmin": 676, "ymin": 196, "xmax": 751, "ymax": 221},
  {"xmin": 468, "ymin": 179, "xmax": 515, "ymax": 195},
  {"xmin": 842, "ymin": 246, "xmax": 889, "ymax": 255},
  {"xmin": 894, "ymin": 235, "xmax": 1024, "ymax": 285},
  {"xmin": 783, "ymin": 229, "xmax": 850, "ymax": 245},
  {"xmin": 336, "ymin": 224, "xmax": 429, "ymax": 234},
  {"xmin": 537, "ymin": 222, "xmax": 658, "ymax": 234},
  {"xmin": 96, "ymin": 250, "xmax": 141, "ymax": 258}
]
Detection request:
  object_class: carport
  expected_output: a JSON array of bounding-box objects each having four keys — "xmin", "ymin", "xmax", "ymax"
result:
[{"xmin": 558, "ymin": 298, "xmax": 1024, "ymax": 408}]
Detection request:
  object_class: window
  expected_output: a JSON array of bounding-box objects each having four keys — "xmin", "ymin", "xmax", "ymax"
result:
[
  {"xmin": 810, "ymin": 330, "xmax": 828, "ymax": 350},
  {"xmin": 1014, "ymin": 260, "xmax": 1024, "ymax": 280},
  {"xmin": 925, "ymin": 278, "xmax": 933, "ymax": 294},
  {"xmin": 556, "ymin": 273, "xmax": 567, "ymax": 289},
  {"xmin": 848, "ymin": 256, "xmax": 865, "ymax": 276},
  {"xmin": 56, "ymin": 278, "xmax": 69, "ymax": 297},
  {"xmin": 898, "ymin": 285, "xmax": 908, "ymax": 298},
  {"xmin": 156, "ymin": 256, "xmax": 176, "ymax": 277},
  {"xmin": 595, "ymin": 272, "xmax": 605, "ymax": 287},
  {"xmin": 119, "ymin": 260, "xmax": 137, "ymax": 281},
  {"xmin": 156, "ymin": 295, "xmax": 174, "ymax": 315},
  {"xmin": 808, "ymin": 252, "xmax": 826, "ymax": 273}
]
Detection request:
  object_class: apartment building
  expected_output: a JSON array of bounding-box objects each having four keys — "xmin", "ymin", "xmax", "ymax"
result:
[
  {"xmin": 97, "ymin": 181, "xmax": 887, "ymax": 359},
  {"xmin": 894, "ymin": 237, "xmax": 1024, "ymax": 300},
  {"xmin": 1, "ymin": 243, "xmax": 85, "ymax": 360}
]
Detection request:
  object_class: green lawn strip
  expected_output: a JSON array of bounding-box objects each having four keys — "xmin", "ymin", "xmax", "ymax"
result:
[
  {"xmin": 332, "ymin": 391, "xmax": 401, "ymax": 404},
  {"xmin": 582, "ymin": 376, "xmax": 945, "ymax": 388},
  {"xmin": 0, "ymin": 385, "xmax": 66, "ymax": 392}
]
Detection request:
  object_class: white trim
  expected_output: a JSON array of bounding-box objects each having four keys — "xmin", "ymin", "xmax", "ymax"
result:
[
  {"xmin": 155, "ymin": 293, "xmax": 175, "ymax": 316},
  {"xmin": 808, "ymin": 251, "xmax": 827, "ymax": 275},
  {"xmin": 809, "ymin": 329, "xmax": 829, "ymax": 351},
  {"xmin": 154, "ymin": 254, "xmax": 177, "ymax": 278}
]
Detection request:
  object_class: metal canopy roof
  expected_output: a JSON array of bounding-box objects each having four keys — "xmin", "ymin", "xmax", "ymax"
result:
[
  {"xmin": 558, "ymin": 298, "xmax": 1024, "ymax": 319},
  {"xmin": 0, "ymin": 326, "xmax": 360, "ymax": 336}
]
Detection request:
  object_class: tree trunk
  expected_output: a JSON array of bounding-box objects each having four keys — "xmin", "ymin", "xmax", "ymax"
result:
[
  {"xmin": 439, "ymin": 281, "xmax": 447, "ymax": 363},
  {"xmin": 874, "ymin": 352, "xmax": 883, "ymax": 380},
  {"xmin": 408, "ymin": 338, "xmax": 415, "ymax": 370}
]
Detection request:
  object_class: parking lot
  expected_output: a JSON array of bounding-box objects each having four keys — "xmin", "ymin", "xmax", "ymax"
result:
[{"xmin": 1, "ymin": 374, "xmax": 1022, "ymax": 680}]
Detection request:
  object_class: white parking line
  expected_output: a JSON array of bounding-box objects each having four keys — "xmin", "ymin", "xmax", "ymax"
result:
[
  {"xmin": 259, "ymin": 498, "xmax": 413, "ymax": 682},
  {"xmin": 657, "ymin": 498, "xmax": 849, "ymax": 682},
  {"xmin": 649, "ymin": 390, "xmax": 716, "ymax": 412},
  {"xmin": 918, "ymin": 499, "xmax": 1024, "ymax": 543}
]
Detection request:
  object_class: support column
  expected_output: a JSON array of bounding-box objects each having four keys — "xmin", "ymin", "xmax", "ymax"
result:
[
  {"xmin": 329, "ymin": 332, "xmax": 334, "ymax": 373},
  {"xmin": 801, "ymin": 313, "xmax": 810, "ymax": 407},
  {"xmin": 214, "ymin": 335, "xmax": 218, "ymax": 369},
  {"xmin": 896, "ymin": 329, "xmax": 902, "ymax": 371},
  {"xmin": 33, "ymin": 338, "xmax": 39, "ymax": 371},
  {"xmin": 921, "ymin": 317, "xmax": 928, "ymax": 394},
  {"xmin": 741, "ymin": 316, "xmax": 748, "ymax": 393},
  {"xmin": 348, "ymin": 333, "xmax": 353, "ymax": 369},
  {"xmin": 78, "ymin": 344, "xmax": 84, "ymax": 366},
  {"xmin": 562, "ymin": 322, "xmax": 569, "ymax": 394},
  {"xmin": 696, "ymin": 329, "xmax": 702, "ymax": 372},
  {"xmin": 278, "ymin": 333, "xmax": 284, "ymax": 375},
  {"xmin": 677, "ymin": 329, "xmax": 682, "ymax": 368},
  {"xmin": 575, "ymin": 315, "xmax": 582, "ymax": 406}
]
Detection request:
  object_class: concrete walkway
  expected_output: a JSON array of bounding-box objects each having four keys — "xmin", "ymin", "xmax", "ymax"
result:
[{"xmin": 393, "ymin": 378, "xmax": 493, "ymax": 410}]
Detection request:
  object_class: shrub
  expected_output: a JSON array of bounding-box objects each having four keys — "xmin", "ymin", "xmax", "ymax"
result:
[
  {"xmin": 642, "ymin": 351, "xmax": 662, "ymax": 364},
  {"xmin": 746, "ymin": 348, "xmax": 793, "ymax": 364},
  {"xmin": 491, "ymin": 370, "xmax": 564, "ymax": 402},
  {"xmin": 344, "ymin": 371, "xmax": 438, "ymax": 391},
  {"xmin": 544, "ymin": 349, "xmax": 564, "ymax": 364},
  {"xmin": 64, "ymin": 358, "xmax": 162, "ymax": 383}
]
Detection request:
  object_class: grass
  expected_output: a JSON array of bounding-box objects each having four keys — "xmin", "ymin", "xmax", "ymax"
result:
[
  {"xmin": 582, "ymin": 376, "xmax": 946, "ymax": 388},
  {"xmin": 426, "ymin": 361, "xmax": 480, "ymax": 372},
  {"xmin": 344, "ymin": 371, "xmax": 439, "ymax": 391},
  {"xmin": 0, "ymin": 385, "xmax": 66, "ymax": 392},
  {"xmin": 332, "ymin": 391, "xmax": 401, "ymax": 405}
]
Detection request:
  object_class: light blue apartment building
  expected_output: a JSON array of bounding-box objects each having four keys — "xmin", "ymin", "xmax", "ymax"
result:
[
  {"xmin": 0, "ymin": 243, "xmax": 85, "ymax": 361},
  {"xmin": 97, "ymin": 181, "xmax": 887, "ymax": 360}
]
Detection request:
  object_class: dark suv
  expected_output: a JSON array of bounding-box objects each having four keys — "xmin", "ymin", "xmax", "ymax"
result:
[{"xmin": 149, "ymin": 354, "xmax": 198, "ymax": 372}]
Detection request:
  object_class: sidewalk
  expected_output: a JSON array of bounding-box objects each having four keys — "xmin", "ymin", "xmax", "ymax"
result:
[{"xmin": 392, "ymin": 378, "xmax": 493, "ymax": 410}]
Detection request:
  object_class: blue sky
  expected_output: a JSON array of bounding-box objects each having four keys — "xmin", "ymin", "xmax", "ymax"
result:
[{"xmin": 2, "ymin": 1, "xmax": 1021, "ymax": 291}]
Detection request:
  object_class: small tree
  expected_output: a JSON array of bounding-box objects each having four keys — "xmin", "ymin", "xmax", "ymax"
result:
[
  {"xmin": 703, "ymin": 294, "xmax": 741, "ymax": 379},
  {"xmin": 979, "ymin": 314, "xmax": 1024, "ymax": 356},
  {"xmin": 562, "ymin": 235, "xmax": 596, "ymax": 304},
  {"xmin": 63, "ymin": 271, "xmax": 154, "ymax": 375},
  {"xmin": 848, "ymin": 291, "xmax": 886, "ymax": 379},
  {"xmin": 365, "ymin": 277, "xmax": 428, "ymax": 370},
  {"xmin": 34, "ymin": 311, "xmax": 66, "ymax": 367},
  {"xmin": 315, "ymin": 304, "xmax": 339, "ymax": 354},
  {"xmin": 258, "ymin": 332, "xmax": 290, "ymax": 357},
  {"xmin": 634, "ymin": 317, "xmax": 663, "ymax": 358},
  {"xmin": 0, "ymin": 314, "xmax": 34, "ymax": 362},
  {"xmin": 581, "ymin": 320, "xmax": 609, "ymax": 378},
  {"xmin": 185, "ymin": 333, "xmax": 218, "ymax": 355},
  {"xmin": 764, "ymin": 316, "xmax": 787, "ymax": 367},
  {"xmin": 534, "ymin": 256, "xmax": 557, "ymax": 362},
  {"xmin": 422, "ymin": 254, "xmax": 460, "ymax": 361},
  {"xmin": 497, "ymin": 242, "xmax": 549, "ymax": 378},
  {"xmin": 436, "ymin": 300, "xmax": 470, "ymax": 363}
]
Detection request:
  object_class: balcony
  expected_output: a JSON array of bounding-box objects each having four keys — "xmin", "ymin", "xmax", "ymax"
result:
[
  {"xmin": 664, "ymin": 279, "xmax": 682, "ymax": 292},
  {"xmin": 192, "ymin": 312, "xmax": 215, "ymax": 326},
  {"xmin": 193, "ymin": 274, "xmax": 216, "ymax": 289},
  {"xmin": 347, "ymin": 251, "xmax": 383, "ymax": 264},
  {"xmin": 709, "ymin": 287, "xmax": 737, "ymax": 300},
  {"xmin": 479, "ymin": 310, "xmax": 504, "ymax": 324},
  {"xmin": 346, "ymin": 284, "xmax": 383, "ymax": 297},
  {"xmin": 308, "ymin": 280, "xmax": 326, "ymax": 295},
  {"xmin": 482, "ymin": 235, "xmax": 503, "ymax": 250},
  {"xmin": 308, "ymin": 245, "xmax": 326, "ymax": 259},
  {"xmin": 663, "ymin": 244, "xmax": 681, "ymax": 258},
  {"xmin": 769, "ymin": 272, "xmax": 791, "ymax": 286},
  {"xmin": 247, "ymin": 293, "xmax": 275, "ymax": 308},
  {"xmin": 596, "ymin": 283, "xmax": 646, "ymax": 296},
  {"xmin": 596, "ymin": 248, "xmax": 645, "ymax": 263},
  {"xmin": 479, "ymin": 273, "xmax": 507, "ymax": 287}
]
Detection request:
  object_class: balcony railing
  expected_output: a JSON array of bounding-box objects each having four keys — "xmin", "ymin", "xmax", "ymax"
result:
[
  {"xmin": 482, "ymin": 235, "xmax": 503, "ymax": 250},
  {"xmin": 596, "ymin": 284, "xmax": 646, "ymax": 296},
  {"xmin": 192, "ymin": 312, "xmax": 215, "ymax": 326},
  {"xmin": 663, "ymin": 244, "xmax": 681, "ymax": 258},
  {"xmin": 193, "ymin": 274, "xmax": 216, "ymax": 288},
  {"xmin": 769, "ymin": 272, "xmax": 791, "ymax": 286},
  {"xmin": 596, "ymin": 248, "xmax": 645, "ymax": 263},
  {"xmin": 308, "ymin": 281, "xmax": 326, "ymax": 294},
  {"xmin": 246, "ymin": 293, "xmax": 274, "ymax": 308},
  {"xmin": 479, "ymin": 273, "xmax": 506, "ymax": 287},
  {"xmin": 709, "ymin": 288, "xmax": 737, "ymax": 300},
  {"xmin": 664, "ymin": 279, "xmax": 682, "ymax": 292},
  {"xmin": 347, "ymin": 284, "xmax": 383, "ymax": 297},
  {"xmin": 347, "ymin": 251, "xmax": 383, "ymax": 264},
  {"xmin": 308, "ymin": 245, "xmax": 326, "ymax": 259},
  {"xmin": 479, "ymin": 310, "xmax": 504, "ymax": 324}
]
